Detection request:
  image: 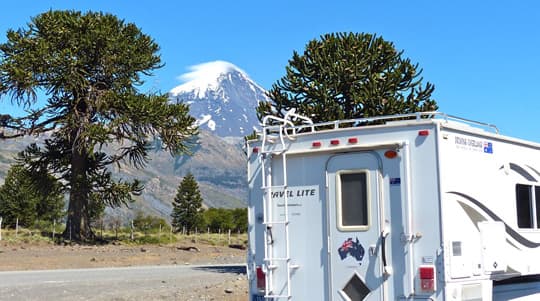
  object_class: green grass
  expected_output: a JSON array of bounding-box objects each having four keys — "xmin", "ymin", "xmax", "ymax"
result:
[
  {"xmin": 125, "ymin": 230, "xmax": 246, "ymax": 246},
  {"xmin": 0, "ymin": 228, "xmax": 56, "ymax": 244},
  {"xmin": 0, "ymin": 226, "xmax": 247, "ymax": 247}
]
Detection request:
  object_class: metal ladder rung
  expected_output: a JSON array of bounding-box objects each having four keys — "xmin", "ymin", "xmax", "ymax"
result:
[
  {"xmin": 265, "ymin": 294, "xmax": 291, "ymax": 299},
  {"xmin": 261, "ymin": 184, "xmax": 288, "ymax": 190},
  {"xmin": 265, "ymin": 257, "xmax": 291, "ymax": 263},
  {"xmin": 263, "ymin": 221, "xmax": 289, "ymax": 225},
  {"xmin": 261, "ymin": 148, "xmax": 286, "ymax": 154}
]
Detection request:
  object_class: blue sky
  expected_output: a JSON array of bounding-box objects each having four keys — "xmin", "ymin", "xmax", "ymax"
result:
[{"xmin": 1, "ymin": 1, "xmax": 539, "ymax": 140}]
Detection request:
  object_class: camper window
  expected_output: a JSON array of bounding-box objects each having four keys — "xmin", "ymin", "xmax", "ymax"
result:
[
  {"xmin": 515, "ymin": 184, "xmax": 540, "ymax": 229},
  {"xmin": 337, "ymin": 171, "xmax": 369, "ymax": 231}
]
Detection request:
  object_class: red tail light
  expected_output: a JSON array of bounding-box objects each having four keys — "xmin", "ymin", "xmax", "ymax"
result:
[
  {"xmin": 419, "ymin": 265, "xmax": 436, "ymax": 292},
  {"xmin": 256, "ymin": 266, "xmax": 266, "ymax": 292},
  {"xmin": 418, "ymin": 130, "xmax": 429, "ymax": 136}
]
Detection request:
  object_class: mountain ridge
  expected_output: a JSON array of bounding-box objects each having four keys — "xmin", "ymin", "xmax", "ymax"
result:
[{"xmin": 0, "ymin": 130, "xmax": 247, "ymax": 220}]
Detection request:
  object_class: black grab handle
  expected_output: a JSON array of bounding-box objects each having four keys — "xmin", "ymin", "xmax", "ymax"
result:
[{"xmin": 381, "ymin": 228, "xmax": 392, "ymax": 276}]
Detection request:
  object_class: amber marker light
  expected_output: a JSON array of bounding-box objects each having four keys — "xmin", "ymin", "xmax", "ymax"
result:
[{"xmin": 384, "ymin": 150, "xmax": 398, "ymax": 159}]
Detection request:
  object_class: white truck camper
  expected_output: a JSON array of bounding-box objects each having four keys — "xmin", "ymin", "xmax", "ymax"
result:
[{"xmin": 246, "ymin": 112, "xmax": 540, "ymax": 301}]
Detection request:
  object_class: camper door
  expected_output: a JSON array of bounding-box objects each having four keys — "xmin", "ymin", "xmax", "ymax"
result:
[{"xmin": 327, "ymin": 153, "xmax": 384, "ymax": 301}]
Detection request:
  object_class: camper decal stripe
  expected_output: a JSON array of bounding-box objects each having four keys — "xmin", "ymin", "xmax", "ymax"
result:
[
  {"xmin": 526, "ymin": 165, "xmax": 540, "ymax": 178},
  {"xmin": 499, "ymin": 163, "xmax": 537, "ymax": 182},
  {"xmin": 448, "ymin": 191, "xmax": 540, "ymax": 248}
]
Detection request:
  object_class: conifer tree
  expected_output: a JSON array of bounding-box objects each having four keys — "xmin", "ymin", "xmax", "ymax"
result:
[
  {"xmin": 171, "ymin": 173, "xmax": 203, "ymax": 234},
  {"xmin": 257, "ymin": 32, "xmax": 437, "ymax": 123},
  {"xmin": 0, "ymin": 11, "xmax": 196, "ymax": 241},
  {"xmin": 0, "ymin": 164, "xmax": 64, "ymax": 227}
]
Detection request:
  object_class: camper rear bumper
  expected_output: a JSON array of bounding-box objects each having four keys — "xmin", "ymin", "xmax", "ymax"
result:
[{"xmin": 250, "ymin": 294, "xmax": 266, "ymax": 301}]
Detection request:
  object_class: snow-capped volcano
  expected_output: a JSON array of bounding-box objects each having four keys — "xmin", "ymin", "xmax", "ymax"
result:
[{"xmin": 169, "ymin": 61, "xmax": 269, "ymax": 137}]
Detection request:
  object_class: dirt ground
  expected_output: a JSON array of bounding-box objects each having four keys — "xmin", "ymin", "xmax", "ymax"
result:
[{"xmin": 0, "ymin": 241, "xmax": 249, "ymax": 301}]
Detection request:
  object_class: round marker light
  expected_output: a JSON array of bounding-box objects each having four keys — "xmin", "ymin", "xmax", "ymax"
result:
[{"xmin": 384, "ymin": 150, "xmax": 398, "ymax": 159}]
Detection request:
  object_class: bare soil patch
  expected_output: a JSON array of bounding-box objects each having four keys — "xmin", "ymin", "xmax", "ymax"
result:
[{"xmin": 0, "ymin": 240, "xmax": 249, "ymax": 300}]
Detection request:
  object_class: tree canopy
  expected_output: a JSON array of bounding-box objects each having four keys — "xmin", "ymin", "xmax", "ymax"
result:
[
  {"xmin": 171, "ymin": 173, "xmax": 204, "ymax": 234},
  {"xmin": 257, "ymin": 32, "xmax": 437, "ymax": 123},
  {"xmin": 0, "ymin": 10, "xmax": 197, "ymax": 241}
]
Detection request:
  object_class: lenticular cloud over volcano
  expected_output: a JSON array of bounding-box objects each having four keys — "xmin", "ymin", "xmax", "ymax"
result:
[
  {"xmin": 172, "ymin": 61, "xmax": 249, "ymax": 97},
  {"xmin": 178, "ymin": 61, "xmax": 247, "ymax": 83}
]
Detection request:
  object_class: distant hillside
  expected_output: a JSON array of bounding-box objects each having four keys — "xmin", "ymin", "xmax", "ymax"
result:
[
  {"xmin": 0, "ymin": 136, "xmax": 37, "ymax": 184},
  {"xmin": 118, "ymin": 130, "xmax": 247, "ymax": 214},
  {"xmin": 0, "ymin": 130, "xmax": 247, "ymax": 221}
]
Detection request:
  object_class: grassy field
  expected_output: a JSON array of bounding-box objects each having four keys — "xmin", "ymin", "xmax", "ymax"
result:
[{"xmin": 0, "ymin": 226, "xmax": 247, "ymax": 247}]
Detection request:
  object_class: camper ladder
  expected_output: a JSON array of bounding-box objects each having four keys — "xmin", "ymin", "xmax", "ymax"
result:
[{"xmin": 259, "ymin": 111, "xmax": 312, "ymax": 299}]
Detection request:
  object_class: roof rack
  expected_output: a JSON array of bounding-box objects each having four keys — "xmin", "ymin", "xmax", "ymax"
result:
[{"xmin": 260, "ymin": 111, "xmax": 498, "ymax": 137}]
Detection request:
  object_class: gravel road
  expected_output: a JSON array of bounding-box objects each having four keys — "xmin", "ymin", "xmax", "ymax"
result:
[{"xmin": 0, "ymin": 264, "xmax": 248, "ymax": 301}]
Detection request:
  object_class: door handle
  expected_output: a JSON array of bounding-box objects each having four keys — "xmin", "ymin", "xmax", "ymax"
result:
[{"xmin": 381, "ymin": 223, "xmax": 392, "ymax": 276}]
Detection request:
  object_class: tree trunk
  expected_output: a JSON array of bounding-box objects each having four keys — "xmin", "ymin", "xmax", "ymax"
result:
[
  {"xmin": 64, "ymin": 190, "xmax": 93, "ymax": 241},
  {"xmin": 63, "ymin": 135, "xmax": 94, "ymax": 241}
]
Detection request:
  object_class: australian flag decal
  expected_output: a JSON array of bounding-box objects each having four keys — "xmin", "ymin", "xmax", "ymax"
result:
[
  {"xmin": 338, "ymin": 237, "xmax": 365, "ymax": 264},
  {"xmin": 483, "ymin": 142, "xmax": 493, "ymax": 154}
]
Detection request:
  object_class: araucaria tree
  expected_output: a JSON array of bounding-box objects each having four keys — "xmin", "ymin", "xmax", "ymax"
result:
[
  {"xmin": 171, "ymin": 173, "xmax": 203, "ymax": 235},
  {"xmin": 257, "ymin": 32, "xmax": 438, "ymax": 122},
  {"xmin": 0, "ymin": 11, "xmax": 196, "ymax": 241}
]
